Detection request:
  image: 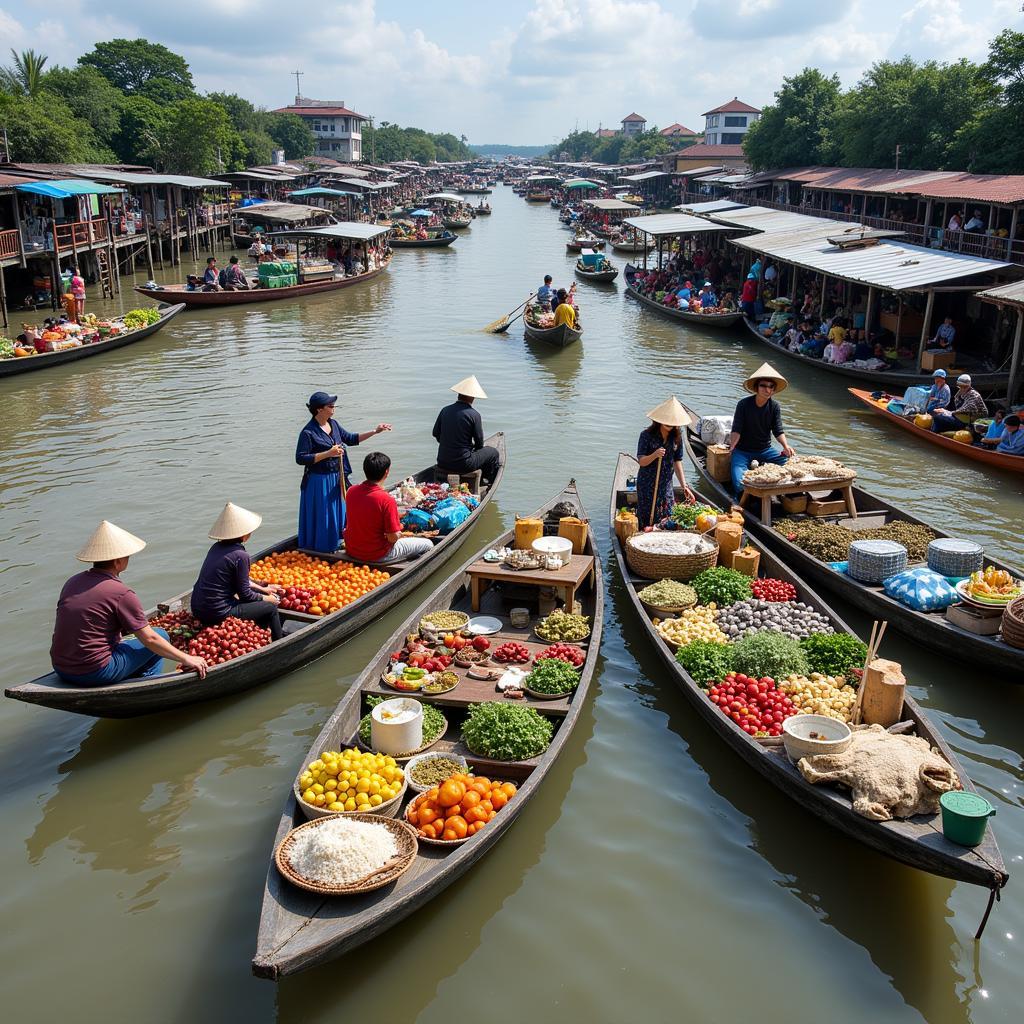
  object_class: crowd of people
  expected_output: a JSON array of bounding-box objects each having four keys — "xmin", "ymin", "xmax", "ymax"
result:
[
  {"xmin": 49, "ymin": 376, "xmax": 502, "ymax": 688},
  {"xmin": 627, "ymin": 243, "xmax": 744, "ymax": 314}
]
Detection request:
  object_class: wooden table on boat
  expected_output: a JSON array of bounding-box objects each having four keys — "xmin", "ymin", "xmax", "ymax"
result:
[
  {"xmin": 739, "ymin": 477, "xmax": 857, "ymax": 526},
  {"xmin": 465, "ymin": 554, "xmax": 596, "ymax": 613}
]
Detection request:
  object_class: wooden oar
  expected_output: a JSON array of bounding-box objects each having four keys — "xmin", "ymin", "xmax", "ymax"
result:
[
  {"xmin": 486, "ymin": 294, "xmax": 534, "ymax": 334},
  {"xmin": 649, "ymin": 454, "xmax": 663, "ymax": 527}
]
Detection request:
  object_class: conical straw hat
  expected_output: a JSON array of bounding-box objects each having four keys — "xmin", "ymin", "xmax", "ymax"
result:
[
  {"xmin": 76, "ymin": 521, "xmax": 147, "ymax": 562},
  {"xmin": 208, "ymin": 502, "xmax": 263, "ymax": 540},
  {"xmin": 645, "ymin": 396, "xmax": 695, "ymax": 427},
  {"xmin": 743, "ymin": 362, "xmax": 788, "ymax": 394},
  {"xmin": 450, "ymin": 375, "xmax": 488, "ymax": 399}
]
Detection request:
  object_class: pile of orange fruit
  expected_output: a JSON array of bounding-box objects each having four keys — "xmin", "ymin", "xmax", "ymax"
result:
[
  {"xmin": 406, "ymin": 773, "xmax": 517, "ymax": 841},
  {"xmin": 249, "ymin": 550, "xmax": 390, "ymax": 616}
]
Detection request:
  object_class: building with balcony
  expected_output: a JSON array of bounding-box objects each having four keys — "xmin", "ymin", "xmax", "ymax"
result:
[{"xmin": 272, "ymin": 97, "xmax": 369, "ymax": 162}]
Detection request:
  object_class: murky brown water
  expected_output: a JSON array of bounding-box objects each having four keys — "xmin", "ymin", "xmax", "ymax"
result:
[{"xmin": 1, "ymin": 187, "xmax": 1022, "ymax": 1023}]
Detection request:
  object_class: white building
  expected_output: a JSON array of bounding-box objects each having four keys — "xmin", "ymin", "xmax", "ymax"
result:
[
  {"xmin": 701, "ymin": 98, "xmax": 761, "ymax": 146},
  {"xmin": 272, "ymin": 96, "xmax": 369, "ymax": 162},
  {"xmin": 621, "ymin": 112, "xmax": 647, "ymax": 135}
]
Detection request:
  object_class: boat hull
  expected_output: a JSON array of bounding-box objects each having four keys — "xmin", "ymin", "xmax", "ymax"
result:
[
  {"xmin": 389, "ymin": 235, "xmax": 456, "ymax": 248},
  {"xmin": 624, "ymin": 268, "xmax": 744, "ymax": 328},
  {"xmin": 523, "ymin": 319, "xmax": 582, "ymax": 347}
]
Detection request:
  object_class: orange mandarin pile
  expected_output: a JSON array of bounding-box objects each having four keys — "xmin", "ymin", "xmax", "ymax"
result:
[
  {"xmin": 406, "ymin": 774, "xmax": 517, "ymax": 841},
  {"xmin": 249, "ymin": 550, "xmax": 389, "ymax": 616}
]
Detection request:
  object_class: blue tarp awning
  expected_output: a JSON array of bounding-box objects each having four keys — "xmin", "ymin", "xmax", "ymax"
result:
[
  {"xmin": 287, "ymin": 187, "xmax": 359, "ymax": 199},
  {"xmin": 15, "ymin": 178, "xmax": 124, "ymax": 199}
]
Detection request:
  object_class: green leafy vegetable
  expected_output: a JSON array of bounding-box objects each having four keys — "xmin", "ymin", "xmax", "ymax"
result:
[
  {"xmin": 800, "ymin": 632, "xmax": 868, "ymax": 677},
  {"xmin": 122, "ymin": 307, "xmax": 161, "ymax": 329},
  {"xmin": 731, "ymin": 631, "xmax": 809, "ymax": 680},
  {"xmin": 671, "ymin": 502, "xmax": 716, "ymax": 529},
  {"xmin": 525, "ymin": 659, "xmax": 580, "ymax": 695},
  {"xmin": 691, "ymin": 567, "xmax": 753, "ymax": 607},
  {"xmin": 675, "ymin": 640, "xmax": 734, "ymax": 688},
  {"xmin": 462, "ymin": 702, "xmax": 554, "ymax": 760}
]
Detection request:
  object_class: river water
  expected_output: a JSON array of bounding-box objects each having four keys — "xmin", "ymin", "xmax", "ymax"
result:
[{"xmin": 1, "ymin": 186, "xmax": 1022, "ymax": 1024}]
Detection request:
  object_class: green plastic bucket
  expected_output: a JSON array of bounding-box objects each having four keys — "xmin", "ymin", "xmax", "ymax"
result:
[{"xmin": 940, "ymin": 791, "xmax": 995, "ymax": 847}]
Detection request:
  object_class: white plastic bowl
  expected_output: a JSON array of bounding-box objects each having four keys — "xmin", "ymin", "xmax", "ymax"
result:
[
  {"xmin": 532, "ymin": 535, "xmax": 573, "ymax": 566},
  {"xmin": 782, "ymin": 714, "xmax": 852, "ymax": 763}
]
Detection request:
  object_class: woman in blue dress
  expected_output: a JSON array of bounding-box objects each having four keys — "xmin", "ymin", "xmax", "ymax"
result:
[
  {"xmin": 295, "ymin": 391, "xmax": 392, "ymax": 552},
  {"xmin": 635, "ymin": 396, "xmax": 696, "ymax": 526}
]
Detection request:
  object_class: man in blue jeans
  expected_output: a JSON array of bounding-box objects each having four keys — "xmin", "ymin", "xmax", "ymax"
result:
[
  {"xmin": 50, "ymin": 521, "xmax": 209, "ymax": 686},
  {"xmin": 729, "ymin": 362, "xmax": 795, "ymax": 497}
]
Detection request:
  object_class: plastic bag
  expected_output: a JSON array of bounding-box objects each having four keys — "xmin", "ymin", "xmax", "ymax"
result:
[
  {"xmin": 433, "ymin": 503, "xmax": 471, "ymax": 534},
  {"xmin": 401, "ymin": 508, "xmax": 435, "ymax": 532},
  {"xmin": 698, "ymin": 415, "xmax": 733, "ymax": 446}
]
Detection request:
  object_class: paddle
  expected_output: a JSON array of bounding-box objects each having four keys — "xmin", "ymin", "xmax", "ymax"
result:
[{"xmin": 486, "ymin": 294, "xmax": 534, "ymax": 334}]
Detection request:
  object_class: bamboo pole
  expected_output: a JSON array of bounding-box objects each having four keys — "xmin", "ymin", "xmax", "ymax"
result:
[{"xmin": 915, "ymin": 289, "xmax": 936, "ymax": 373}]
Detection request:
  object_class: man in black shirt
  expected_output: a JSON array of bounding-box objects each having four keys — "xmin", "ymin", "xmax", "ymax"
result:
[
  {"xmin": 728, "ymin": 362, "xmax": 795, "ymax": 496},
  {"xmin": 432, "ymin": 375, "xmax": 500, "ymax": 484}
]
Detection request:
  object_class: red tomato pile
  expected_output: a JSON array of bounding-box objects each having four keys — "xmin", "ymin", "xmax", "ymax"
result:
[
  {"xmin": 278, "ymin": 586, "xmax": 316, "ymax": 613},
  {"xmin": 493, "ymin": 641, "xmax": 531, "ymax": 664},
  {"xmin": 186, "ymin": 616, "xmax": 271, "ymax": 666},
  {"xmin": 534, "ymin": 642, "xmax": 585, "ymax": 667},
  {"xmin": 751, "ymin": 577, "xmax": 797, "ymax": 602},
  {"xmin": 149, "ymin": 610, "xmax": 202, "ymax": 652},
  {"xmin": 706, "ymin": 673, "xmax": 797, "ymax": 736}
]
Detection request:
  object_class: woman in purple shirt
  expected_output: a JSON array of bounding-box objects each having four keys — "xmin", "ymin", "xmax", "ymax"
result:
[{"xmin": 190, "ymin": 503, "xmax": 284, "ymax": 640}]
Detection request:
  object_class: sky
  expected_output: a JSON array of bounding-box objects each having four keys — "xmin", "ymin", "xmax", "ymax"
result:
[{"xmin": 2, "ymin": 0, "xmax": 1022, "ymax": 145}]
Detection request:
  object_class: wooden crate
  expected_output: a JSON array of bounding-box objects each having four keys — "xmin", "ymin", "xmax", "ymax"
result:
[
  {"xmin": 706, "ymin": 445, "xmax": 732, "ymax": 484},
  {"xmin": 780, "ymin": 493, "xmax": 808, "ymax": 514},
  {"xmin": 807, "ymin": 497, "xmax": 847, "ymax": 516}
]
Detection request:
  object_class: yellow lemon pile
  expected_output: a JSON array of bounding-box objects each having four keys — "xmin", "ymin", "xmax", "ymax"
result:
[{"xmin": 299, "ymin": 747, "xmax": 404, "ymax": 813}]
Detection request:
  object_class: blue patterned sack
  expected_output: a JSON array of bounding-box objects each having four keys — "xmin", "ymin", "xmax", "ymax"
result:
[{"xmin": 882, "ymin": 567, "xmax": 958, "ymax": 611}]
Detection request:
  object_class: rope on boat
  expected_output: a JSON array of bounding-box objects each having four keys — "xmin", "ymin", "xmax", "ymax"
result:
[{"xmin": 974, "ymin": 884, "xmax": 1002, "ymax": 941}]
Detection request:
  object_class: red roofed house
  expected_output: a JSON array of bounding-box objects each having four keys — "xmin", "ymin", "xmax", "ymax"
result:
[
  {"xmin": 272, "ymin": 96, "xmax": 369, "ymax": 162},
  {"xmin": 660, "ymin": 123, "xmax": 701, "ymax": 144},
  {"xmin": 621, "ymin": 112, "xmax": 647, "ymax": 135},
  {"xmin": 701, "ymin": 97, "xmax": 760, "ymax": 146}
]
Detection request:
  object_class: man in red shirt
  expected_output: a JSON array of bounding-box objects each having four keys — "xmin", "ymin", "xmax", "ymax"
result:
[
  {"xmin": 51, "ymin": 520, "xmax": 208, "ymax": 686},
  {"xmin": 343, "ymin": 452, "xmax": 434, "ymax": 563}
]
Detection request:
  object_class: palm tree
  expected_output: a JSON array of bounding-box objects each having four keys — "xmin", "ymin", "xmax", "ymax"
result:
[{"xmin": 0, "ymin": 49, "xmax": 49, "ymax": 97}]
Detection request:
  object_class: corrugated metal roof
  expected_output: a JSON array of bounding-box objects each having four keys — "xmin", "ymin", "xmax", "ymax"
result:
[
  {"xmin": 619, "ymin": 170, "xmax": 669, "ymax": 182},
  {"xmin": 976, "ymin": 280, "xmax": 1024, "ymax": 306},
  {"xmin": 266, "ymin": 222, "xmax": 390, "ymax": 242},
  {"xmin": 330, "ymin": 178, "xmax": 391, "ymax": 190},
  {"xmin": 234, "ymin": 202, "xmax": 326, "ymax": 223},
  {"xmin": 708, "ymin": 205, "xmax": 844, "ymax": 234},
  {"xmin": 676, "ymin": 165, "xmax": 726, "ymax": 177},
  {"xmin": 421, "ymin": 193, "xmax": 464, "ymax": 202},
  {"xmin": 694, "ymin": 172, "xmax": 753, "ymax": 186},
  {"xmin": 221, "ymin": 170, "xmax": 298, "ymax": 181},
  {"xmin": 84, "ymin": 169, "xmax": 229, "ymax": 188},
  {"xmin": 675, "ymin": 199, "xmax": 747, "ymax": 213},
  {"xmin": 0, "ymin": 172, "xmax": 43, "ymax": 188},
  {"xmin": 730, "ymin": 227, "xmax": 1010, "ymax": 291},
  {"xmin": 623, "ymin": 213, "xmax": 741, "ymax": 237},
  {"xmin": 583, "ymin": 198, "xmax": 640, "ymax": 211}
]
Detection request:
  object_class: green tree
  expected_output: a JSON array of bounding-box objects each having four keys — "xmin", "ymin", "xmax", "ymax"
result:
[
  {"xmin": 743, "ymin": 68, "xmax": 841, "ymax": 170},
  {"xmin": 593, "ymin": 132, "xmax": 627, "ymax": 163},
  {"xmin": 239, "ymin": 127, "xmax": 275, "ymax": 167},
  {"xmin": 79, "ymin": 38, "xmax": 193, "ymax": 97},
  {"xmin": 0, "ymin": 91, "xmax": 110, "ymax": 161},
  {"xmin": 266, "ymin": 113, "xmax": 314, "ymax": 158},
  {"xmin": 42, "ymin": 65, "xmax": 123, "ymax": 148},
  {"xmin": 554, "ymin": 130, "xmax": 598, "ymax": 160},
  {"xmin": 111, "ymin": 95, "xmax": 168, "ymax": 165},
  {"xmin": 620, "ymin": 128, "xmax": 674, "ymax": 162},
  {"xmin": 150, "ymin": 98, "xmax": 244, "ymax": 174},
  {"xmin": 1, "ymin": 49, "xmax": 49, "ymax": 97}
]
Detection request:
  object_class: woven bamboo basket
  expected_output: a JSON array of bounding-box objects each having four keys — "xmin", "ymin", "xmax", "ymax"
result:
[
  {"xmin": 295, "ymin": 772, "xmax": 408, "ymax": 822},
  {"xmin": 1002, "ymin": 596, "xmax": 1024, "ymax": 650},
  {"xmin": 626, "ymin": 534, "xmax": 719, "ymax": 580},
  {"xmin": 275, "ymin": 814, "xmax": 418, "ymax": 895}
]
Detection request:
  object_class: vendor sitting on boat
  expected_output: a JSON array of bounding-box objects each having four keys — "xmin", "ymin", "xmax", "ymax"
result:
[
  {"xmin": 996, "ymin": 414, "xmax": 1024, "ymax": 456},
  {"xmin": 979, "ymin": 407, "xmax": 1006, "ymax": 447},
  {"xmin": 930, "ymin": 374, "xmax": 987, "ymax": 432},
  {"xmin": 537, "ymin": 275, "xmax": 555, "ymax": 309},
  {"xmin": 554, "ymin": 288, "xmax": 578, "ymax": 329},
  {"xmin": 728, "ymin": 363, "xmax": 795, "ymax": 497},
  {"xmin": 190, "ymin": 503, "xmax": 284, "ymax": 641},
  {"xmin": 219, "ymin": 256, "xmax": 249, "ymax": 291},
  {"xmin": 927, "ymin": 316, "xmax": 956, "ymax": 353},
  {"xmin": 432, "ymin": 375, "xmax": 500, "ymax": 486},
  {"xmin": 343, "ymin": 452, "xmax": 434, "ymax": 564},
  {"xmin": 635, "ymin": 396, "xmax": 696, "ymax": 525},
  {"xmin": 925, "ymin": 369, "xmax": 951, "ymax": 413},
  {"xmin": 50, "ymin": 521, "xmax": 208, "ymax": 686}
]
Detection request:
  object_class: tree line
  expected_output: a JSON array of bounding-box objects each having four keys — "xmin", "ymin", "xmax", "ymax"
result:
[
  {"xmin": 551, "ymin": 127, "xmax": 677, "ymax": 164},
  {"xmin": 743, "ymin": 30, "xmax": 1024, "ymax": 173},
  {"xmin": 0, "ymin": 38, "xmax": 472, "ymax": 174}
]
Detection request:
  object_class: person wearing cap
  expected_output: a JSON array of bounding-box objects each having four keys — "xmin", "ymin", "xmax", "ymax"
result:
[
  {"xmin": 728, "ymin": 363, "xmax": 795, "ymax": 498},
  {"xmin": 635, "ymin": 397, "xmax": 696, "ymax": 525},
  {"xmin": 344, "ymin": 452, "xmax": 434, "ymax": 563},
  {"xmin": 432, "ymin": 375, "xmax": 500, "ymax": 485},
  {"xmin": 931, "ymin": 374, "xmax": 987, "ymax": 432},
  {"xmin": 995, "ymin": 414, "xmax": 1024, "ymax": 455},
  {"xmin": 699, "ymin": 282, "xmax": 718, "ymax": 310},
  {"xmin": 296, "ymin": 392, "xmax": 392, "ymax": 553},
  {"xmin": 190, "ymin": 503, "xmax": 284, "ymax": 640},
  {"xmin": 50, "ymin": 522, "xmax": 208, "ymax": 686},
  {"xmin": 924, "ymin": 369, "xmax": 951, "ymax": 413}
]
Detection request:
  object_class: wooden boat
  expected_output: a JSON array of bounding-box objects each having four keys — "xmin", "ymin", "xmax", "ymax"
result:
[
  {"xmin": 848, "ymin": 388, "xmax": 1024, "ymax": 475},
  {"xmin": 4, "ymin": 436, "xmax": 507, "ymax": 718},
  {"xmin": 526, "ymin": 192, "xmax": 550, "ymax": 203},
  {"xmin": 135, "ymin": 256, "xmax": 390, "ymax": 309},
  {"xmin": 565, "ymin": 235, "xmax": 604, "ymax": 253},
  {"xmin": 575, "ymin": 257, "xmax": 618, "ymax": 283},
  {"xmin": 610, "ymin": 452, "xmax": 1008, "ymax": 897},
  {"xmin": 0, "ymin": 303, "xmax": 186, "ymax": 378},
  {"xmin": 682, "ymin": 415, "xmax": 1024, "ymax": 677},
  {"xmin": 389, "ymin": 231, "xmax": 457, "ymax": 249},
  {"xmin": 741, "ymin": 319, "xmax": 1010, "ymax": 392},
  {"xmin": 549, "ymin": 196, "xmax": 561, "ymax": 208},
  {"xmin": 444, "ymin": 216, "xmax": 473, "ymax": 229},
  {"xmin": 523, "ymin": 310, "xmax": 582, "ymax": 348},
  {"xmin": 252, "ymin": 479, "xmax": 602, "ymax": 978},
  {"xmin": 610, "ymin": 237, "xmax": 652, "ymax": 254},
  {"xmin": 457, "ymin": 185, "xmax": 491, "ymax": 194},
  {"xmin": 474, "ymin": 203, "xmax": 492, "ymax": 215},
  {"xmin": 624, "ymin": 265, "xmax": 745, "ymax": 328}
]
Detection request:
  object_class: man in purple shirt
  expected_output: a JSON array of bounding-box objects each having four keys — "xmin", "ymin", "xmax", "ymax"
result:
[{"xmin": 51, "ymin": 521, "xmax": 208, "ymax": 686}]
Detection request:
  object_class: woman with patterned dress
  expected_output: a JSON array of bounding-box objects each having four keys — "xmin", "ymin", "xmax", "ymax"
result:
[{"xmin": 635, "ymin": 396, "xmax": 696, "ymax": 526}]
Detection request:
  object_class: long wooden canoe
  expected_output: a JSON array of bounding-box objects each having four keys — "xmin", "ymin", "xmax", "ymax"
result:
[
  {"xmin": 681, "ymin": 415, "xmax": 1024, "ymax": 679},
  {"xmin": 741, "ymin": 318, "xmax": 1010, "ymax": 392},
  {"xmin": 523, "ymin": 313, "xmax": 582, "ymax": 348},
  {"xmin": 610, "ymin": 453, "xmax": 1007, "ymax": 895},
  {"xmin": 848, "ymin": 388, "xmax": 1024, "ymax": 475},
  {"xmin": 575, "ymin": 259, "xmax": 619, "ymax": 283},
  {"xmin": 566, "ymin": 236, "xmax": 604, "ymax": 253},
  {"xmin": 4, "ymin": 435, "xmax": 506, "ymax": 718},
  {"xmin": 0, "ymin": 303, "xmax": 185, "ymax": 378},
  {"xmin": 389, "ymin": 232, "xmax": 457, "ymax": 249},
  {"xmin": 624, "ymin": 265, "xmax": 744, "ymax": 328},
  {"xmin": 133, "ymin": 256, "xmax": 390, "ymax": 308},
  {"xmin": 252, "ymin": 479, "xmax": 601, "ymax": 978}
]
